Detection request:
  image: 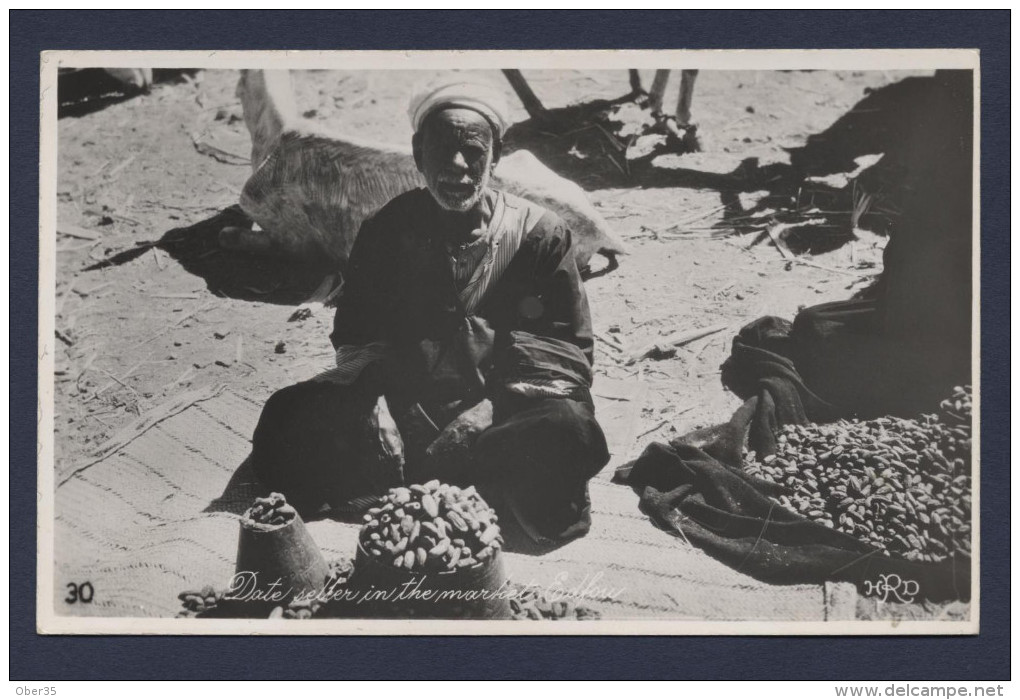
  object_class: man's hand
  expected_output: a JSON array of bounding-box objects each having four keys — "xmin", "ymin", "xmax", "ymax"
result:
[
  {"xmin": 424, "ymin": 399, "xmax": 494, "ymax": 463},
  {"xmin": 363, "ymin": 395, "xmax": 405, "ymax": 488}
]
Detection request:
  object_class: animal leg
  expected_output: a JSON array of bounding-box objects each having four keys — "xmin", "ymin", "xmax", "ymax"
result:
[
  {"xmin": 649, "ymin": 70, "xmax": 701, "ymax": 153},
  {"xmin": 502, "ymin": 69, "xmax": 547, "ymax": 121},
  {"xmin": 673, "ymin": 70, "xmax": 701, "ymax": 152},
  {"xmin": 628, "ymin": 69, "xmax": 645, "ymax": 94},
  {"xmin": 676, "ymin": 69, "xmax": 699, "ymax": 126},
  {"xmin": 648, "ymin": 69, "xmax": 671, "ymax": 115}
]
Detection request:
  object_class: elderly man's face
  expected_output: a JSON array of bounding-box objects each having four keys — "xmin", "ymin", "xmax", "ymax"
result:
[{"xmin": 415, "ymin": 108, "xmax": 497, "ymax": 213}]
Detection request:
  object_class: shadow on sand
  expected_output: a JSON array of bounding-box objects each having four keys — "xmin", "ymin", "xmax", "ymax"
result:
[
  {"xmin": 84, "ymin": 205, "xmax": 335, "ymax": 306},
  {"xmin": 58, "ymin": 68, "xmax": 201, "ymax": 119},
  {"xmin": 507, "ymin": 70, "xmax": 973, "ymax": 256}
]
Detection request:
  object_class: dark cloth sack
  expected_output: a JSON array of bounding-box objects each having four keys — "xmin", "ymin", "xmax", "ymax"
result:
[
  {"xmin": 722, "ymin": 300, "xmax": 967, "ymax": 421},
  {"xmin": 616, "ymin": 301, "xmax": 971, "ymax": 602},
  {"xmin": 617, "ymin": 410, "xmax": 970, "ymax": 602}
]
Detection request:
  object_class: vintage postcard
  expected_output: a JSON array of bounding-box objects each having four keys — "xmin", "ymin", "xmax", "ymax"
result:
[{"xmin": 38, "ymin": 48, "xmax": 980, "ymax": 635}]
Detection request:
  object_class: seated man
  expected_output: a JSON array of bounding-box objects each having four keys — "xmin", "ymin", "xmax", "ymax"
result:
[{"xmin": 252, "ymin": 80, "xmax": 610, "ymax": 547}]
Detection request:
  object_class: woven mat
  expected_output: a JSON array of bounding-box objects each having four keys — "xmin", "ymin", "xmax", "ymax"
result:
[{"xmin": 54, "ymin": 379, "xmax": 842, "ymax": 621}]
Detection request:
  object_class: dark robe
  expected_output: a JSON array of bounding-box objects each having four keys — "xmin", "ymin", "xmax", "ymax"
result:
[{"xmin": 252, "ymin": 188, "xmax": 610, "ymax": 546}]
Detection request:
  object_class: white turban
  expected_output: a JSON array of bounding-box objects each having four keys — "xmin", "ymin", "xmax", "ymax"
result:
[{"xmin": 408, "ymin": 79, "xmax": 510, "ymax": 139}]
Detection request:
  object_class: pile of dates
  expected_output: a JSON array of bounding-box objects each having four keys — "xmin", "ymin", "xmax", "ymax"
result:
[{"xmin": 360, "ymin": 481, "xmax": 503, "ymax": 571}]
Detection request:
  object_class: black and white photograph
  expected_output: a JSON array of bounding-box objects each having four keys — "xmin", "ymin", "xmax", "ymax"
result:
[{"xmin": 37, "ymin": 49, "xmax": 979, "ymax": 633}]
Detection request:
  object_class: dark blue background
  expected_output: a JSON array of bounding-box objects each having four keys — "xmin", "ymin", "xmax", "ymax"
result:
[{"xmin": 10, "ymin": 10, "xmax": 1010, "ymax": 680}]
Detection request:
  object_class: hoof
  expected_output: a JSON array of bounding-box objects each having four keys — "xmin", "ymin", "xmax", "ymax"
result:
[
  {"xmin": 629, "ymin": 90, "xmax": 651, "ymax": 109},
  {"xmin": 663, "ymin": 120, "xmax": 701, "ymax": 154},
  {"xmin": 679, "ymin": 125, "xmax": 702, "ymax": 154}
]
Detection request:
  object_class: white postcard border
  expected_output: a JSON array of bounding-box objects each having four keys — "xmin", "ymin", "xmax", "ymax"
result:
[{"xmin": 36, "ymin": 48, "xmax": 981, "ymax": 636}]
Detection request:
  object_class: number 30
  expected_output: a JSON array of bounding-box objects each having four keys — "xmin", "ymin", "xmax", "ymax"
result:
[{"xmin": 65, "ymin": 581, "xmax": 94, "ymax": 604}]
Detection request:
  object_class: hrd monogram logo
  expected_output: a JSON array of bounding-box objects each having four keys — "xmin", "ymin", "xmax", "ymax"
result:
[{"xmin": 863, "ymin": 574, "xmax": 920, "ymax": 603}]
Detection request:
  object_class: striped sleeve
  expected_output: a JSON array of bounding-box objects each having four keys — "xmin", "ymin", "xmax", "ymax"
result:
[{"xmin": 311, "ymin": 341, "xmax": 390, "ymax": 386}]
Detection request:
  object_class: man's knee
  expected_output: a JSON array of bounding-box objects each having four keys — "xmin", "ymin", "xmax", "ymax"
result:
[
  {"xmin": 256, "ymin": 381, "xmax": 315, "ymax": 432},
  {"xmin": 538, "ymin": 398, "xmax": 598, "ymax": 442},
  {"xmin": 251, "ymin": 380, "xmax": 369, "ymax": 514},
  {"xmin": 483, "ymin": 397, "xmax": 609, "ymax": 472},
  {"xmin": 551, "ymin": 396, "xmax": 606, "ymax": 434},
  {"xmin": 254, "ymin": 381, "xmax": 341, "ymax": 454}
]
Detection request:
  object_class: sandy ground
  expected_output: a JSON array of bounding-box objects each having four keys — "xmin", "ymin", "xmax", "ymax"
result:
[{"xmin": 53, "ymin": 67, "xmax": 919, "ymax": 472}]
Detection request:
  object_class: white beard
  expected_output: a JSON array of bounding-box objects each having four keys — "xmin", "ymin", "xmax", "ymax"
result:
[{"xmin": 429, "ymin": 165, "xmax": 493, "ymax": 212}]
